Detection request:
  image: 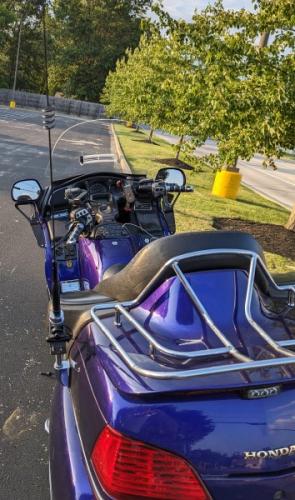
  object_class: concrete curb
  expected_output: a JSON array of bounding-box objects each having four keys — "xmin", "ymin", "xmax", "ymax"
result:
[
  {"xmin": 241, "ymin": 180, "xmax": 292, "ymax": 211},
  {"xmin": 111, "ymin": 122, "xmax": 132, "ymax": 174}
]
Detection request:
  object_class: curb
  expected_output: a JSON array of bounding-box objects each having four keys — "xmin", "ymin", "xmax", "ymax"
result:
[
  {"xmin": 111, "ymin": 122, "xmax": 132, "ymax": 174},
  {"xmin": 241, "ymin": 180, "xmax": 292, "ymax": 211}
]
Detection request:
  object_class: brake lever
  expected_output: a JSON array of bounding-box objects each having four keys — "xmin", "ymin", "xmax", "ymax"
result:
[{"xmin": 66, "ymin": 222, "xmax": 85, "ymax": 245}]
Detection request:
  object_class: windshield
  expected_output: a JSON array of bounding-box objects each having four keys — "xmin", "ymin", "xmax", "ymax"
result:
[
  {"xmin": 5, "ymin": 107, "xmax": 136, "ymax": 196},
  {"xmin": 43, "ymin": 115, "xmax": 119, "ymax": 184}
]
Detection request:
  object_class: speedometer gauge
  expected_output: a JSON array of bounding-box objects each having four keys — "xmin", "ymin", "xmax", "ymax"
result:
[{"xmin": 90, "ymin": 182, "xmax": 108, "ymax": 195}]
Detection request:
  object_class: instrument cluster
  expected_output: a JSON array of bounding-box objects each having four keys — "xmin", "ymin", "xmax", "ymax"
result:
[{"xmin": 89, "ymin": 181, "xmax": 108, "ymax": 197}]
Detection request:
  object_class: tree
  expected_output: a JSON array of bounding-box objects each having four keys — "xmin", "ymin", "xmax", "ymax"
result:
[
  {"xmin": 49, "ymin": 0, "xmax": 152, "ymax": 101},
  {"xmin": 103, "ymin": 24, "xmax": 209, "ymax": 155},
  {"xmin": 0, "ymin": 1, "xmax": 46, "ymax": 92},
  {"xmin": 103, "ymin": 34, "xmax": 169, "ymax": 142}
]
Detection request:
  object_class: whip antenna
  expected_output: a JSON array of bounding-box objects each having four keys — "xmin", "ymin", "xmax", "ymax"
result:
[{"xmin": 42, "ymin": 1, "xmax": 71, "ymax": 366}]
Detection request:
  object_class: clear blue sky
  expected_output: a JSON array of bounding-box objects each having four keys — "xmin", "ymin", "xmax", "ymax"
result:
[{"xmin": 163, "ymin": 0, "xmax": 253, "ymax": 20}]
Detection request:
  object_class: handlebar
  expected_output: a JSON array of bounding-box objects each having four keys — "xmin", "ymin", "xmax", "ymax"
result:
[
  {"xmin": 165, "ymin": 183, "xmax": 194, "ymax": 193},
  {"xmin": 136, "ymin": 180, "xmax": 194, "ymax": 195},
  {"xmin": 64, "ymin": 179, "xmax": 193, "ymax": 245}
]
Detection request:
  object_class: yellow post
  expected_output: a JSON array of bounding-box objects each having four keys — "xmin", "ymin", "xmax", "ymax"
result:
[
  {"xmin": 9, "ymin": 100, "xmax": 16, "ymax": 109},
  {"xmin": 212, "ymin": 170, "xmax": 242, "ymax": 200}
]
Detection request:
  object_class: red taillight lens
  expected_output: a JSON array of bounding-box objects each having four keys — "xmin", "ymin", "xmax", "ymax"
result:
[{"xmin": 91, "ymin": 426, "xmax": 209, "ymax": 499}]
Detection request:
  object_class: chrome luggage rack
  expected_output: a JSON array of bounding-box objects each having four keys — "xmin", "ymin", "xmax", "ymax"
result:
[{"xmin": 91, "ymin": 249, "xmax": 295, "ymax": 379}]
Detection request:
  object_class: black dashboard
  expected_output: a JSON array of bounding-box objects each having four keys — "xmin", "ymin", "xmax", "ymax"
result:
[
  {"xmin": 46, "ymin": 176, "xmax": 126, "ymax": 214},
  {"xmin": 43, "ymin": 172, "xmax": 170, "ymax": 241}
]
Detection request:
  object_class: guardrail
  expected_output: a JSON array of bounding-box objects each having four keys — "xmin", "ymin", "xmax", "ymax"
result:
[{"xmin": 0, "ymin": 89, "xmax": 104, "ymax": 118}]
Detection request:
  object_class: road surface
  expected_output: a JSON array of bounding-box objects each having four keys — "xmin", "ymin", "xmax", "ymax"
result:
[
  {"xmin": 154, "ymin": 131, "xmax": 295, "ymax": 209},
  {"xmin": 0, "ymin": 106, "xmax": 118, "ymax": 499}
]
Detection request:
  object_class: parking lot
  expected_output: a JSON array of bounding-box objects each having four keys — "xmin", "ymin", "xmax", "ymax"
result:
[{"xmin": 0, "ymin": 107, "xmax": 116, "ymax": 499}]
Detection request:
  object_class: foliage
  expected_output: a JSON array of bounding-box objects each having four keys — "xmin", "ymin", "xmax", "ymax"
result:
[
  {"xmin": 49, "ymin": 0, "xmax": 152, "ymax": 101},
  {"xmin": 0, "ymin": 0, "xmax": 151, "ymax": 99},
  {"xmin": 104, "ymin": 0, "xmax": 295, "ymax": 169}
]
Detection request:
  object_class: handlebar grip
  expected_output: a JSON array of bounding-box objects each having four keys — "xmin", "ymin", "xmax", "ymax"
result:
[
  {"xmin": 182, "ymin": 184, "xmax": 194, "ymax": 192},
  {"xmin": 66, "ymin": 222, "xmax": 85, "ymax": 245},
  {"xmin": 166, "ymin": 183, "xmax": 194, "ymax": 193},
  {"xmin": 136, "ymin": 182, "xmax": 153, "ymax": 194}
]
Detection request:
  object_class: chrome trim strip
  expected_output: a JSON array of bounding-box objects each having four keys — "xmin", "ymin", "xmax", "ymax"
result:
[
  {"xmin": 172, "ymin": 262, "xmax": 249, "ymax": 363},
  {"xmin": 244, "ymin": 255, "xmax": 294, "ymax": 358},
  {"xmin": 116, "ymin": 304, "xmax": 231, "ymax": 359},
  {"xmin": 278, "ymin": 340, "xmax": 295, "ymax": 348},
  {"xmin": 90, "ymin": 247, "xmax": 295, "ymax": 379},
  {"xmin": 91, "ymin": 316, "xmax": 295, "ymax": 379}
]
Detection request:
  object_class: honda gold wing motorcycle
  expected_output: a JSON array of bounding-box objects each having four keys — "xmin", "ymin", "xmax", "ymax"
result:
[{"xmin": 11, "ymin": 163, "xmax": 295, "ymax": 500}]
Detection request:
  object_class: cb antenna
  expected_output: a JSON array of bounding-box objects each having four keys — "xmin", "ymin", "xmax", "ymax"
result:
[{"xmin": 42, "ymin": 1, "xmax": 71, "ymax": 367}]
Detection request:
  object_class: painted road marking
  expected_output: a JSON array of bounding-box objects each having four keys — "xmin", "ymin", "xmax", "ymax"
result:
[{"xmin": 0, "ymin": 109, "xmax": 38, "ymax": 121}]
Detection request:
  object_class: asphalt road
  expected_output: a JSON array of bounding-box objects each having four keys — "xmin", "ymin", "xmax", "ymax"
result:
[
  {"xmin": 0, "ymin": 106, "xmax": 117, "ymax": 500},
  {"xmin": 196, "ymin": 141, "xmax": 295, "ymax": 209},
  {"xmin": 155, "ymin": 131, "xmax": 295, "ymax": 209}
]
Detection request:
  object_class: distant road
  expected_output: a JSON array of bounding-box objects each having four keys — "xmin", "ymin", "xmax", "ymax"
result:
[{"xmin": 154, "ymin": 131, "xmax": 295, "ymax": 210}]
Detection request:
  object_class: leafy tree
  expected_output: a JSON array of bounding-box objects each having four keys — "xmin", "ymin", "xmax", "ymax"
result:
[
  {"xmin": 104, "ymin": 0, "xmax": 295, "ymax": 228},
  {"xmin": 0, "ymin": 1, "xmax": 46, "ymax": 91},
  {"xmin": 103, "ymin": 34, "xmax": 167, "ymax": 142},
  {"xmin": 49, "ymin": 0, "xmax": 152, "ymax": 101},
  {"xmin": 103, "ymin": 27, "xmax": 208, "ymax": 154}
]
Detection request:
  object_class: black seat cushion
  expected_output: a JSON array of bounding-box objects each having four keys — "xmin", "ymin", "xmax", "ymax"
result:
[
  {"xmin": 59, "ymin": 293, "xmax": 111, "ymax": 338},
  {"xmin": 103, "ymin": 263, "xmax": 126, "ymax": 280},
  {"xmin": 95, "ymin": 231, "xmax": 265, "ymax": 302}
]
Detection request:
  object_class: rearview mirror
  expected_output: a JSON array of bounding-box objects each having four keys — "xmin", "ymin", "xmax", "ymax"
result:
[
  {"xmin": 155, "ymin": 167, "xmax": 186, "ymax": 187},
  {"xmin": 11, "ymin": 179, "xmax": 42, "ymax": 203}
]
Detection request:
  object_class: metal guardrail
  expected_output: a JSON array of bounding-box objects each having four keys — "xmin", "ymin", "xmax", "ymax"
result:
[
  {"xmin": 91, "ymin": 249, "xmax": 295, "ymax": 380},
  {"xmin": 0, "ymin": 89, "xmax": 104, "ymax": 118}
]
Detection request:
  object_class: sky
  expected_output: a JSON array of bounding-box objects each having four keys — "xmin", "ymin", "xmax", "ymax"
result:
[{"xmin": 162, "ymin": 0, "xmax": 253, "ymax": 20}]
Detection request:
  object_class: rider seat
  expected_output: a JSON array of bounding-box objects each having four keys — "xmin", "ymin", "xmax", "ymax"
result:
[
  {"xmin": 60, "ymin": 231, "xmax": 267, "ymax": 335},
  {"xmin": 95, "ymin": 231, "xmax": 266, "ymax": 302}
]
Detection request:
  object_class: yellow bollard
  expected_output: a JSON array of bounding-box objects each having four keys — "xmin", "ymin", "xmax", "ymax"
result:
[
  {"xmin": 9, "ymin": 100, "xmax": 16, "ymax": 109},
  {"xmin": 125, "ymin": 121, "xmax": 136, "ymax": 128},
  {"xmin": 212, "ymin": 170, "xmax": 242, "ymax": 200}
]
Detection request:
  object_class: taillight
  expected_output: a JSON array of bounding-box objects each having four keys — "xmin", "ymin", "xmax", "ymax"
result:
[{"xmin": 91, "ymin": 425, "xmax": 209, "ymax": 499}]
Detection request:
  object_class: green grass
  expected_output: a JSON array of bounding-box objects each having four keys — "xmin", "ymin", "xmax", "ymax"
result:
[{"xmin": 115, "ymin": 123, "xmax": 295, "ymax": 280}]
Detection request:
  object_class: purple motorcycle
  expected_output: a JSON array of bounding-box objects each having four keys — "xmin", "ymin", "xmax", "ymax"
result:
[{"xmin": 11, "ymin": 165, "xmax": 295, "ymax": 500}]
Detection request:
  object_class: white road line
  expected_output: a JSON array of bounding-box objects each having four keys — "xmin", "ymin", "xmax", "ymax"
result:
[
  {"xmin": 60, "ymin": 138, "xmax": 103, "ymax": 146},
  {"xmin": 239, "ymin": 161, "xmax": 295, "ymax": 188}
]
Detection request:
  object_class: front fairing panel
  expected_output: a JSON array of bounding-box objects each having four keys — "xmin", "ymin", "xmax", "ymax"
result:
[{"xmin": 78, "ymin": 237, "xmax": 137, "ymax": 288}]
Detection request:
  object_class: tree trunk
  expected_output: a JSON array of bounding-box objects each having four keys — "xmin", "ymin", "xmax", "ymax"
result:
[
  {"xmin": 258, "ymin": 32, "xmax": 270, "ymax": 49},
  {"xmin": 285, "ymin": 205, "xmax": 295, "ymax": 231},
  {"xmin": 224, "ymin": 157, "xmax": 239, "ymax": 172},
  {"xmin": 176, "ymin": 135, "xmax": 184, "ymax": 160},
  {"xmin": 148, "ymin": 128, "xmax": 154, "ymax": 143},
  {"xmin": 12, "ymin": 20, "xmax": 22, "ymax": 96}
]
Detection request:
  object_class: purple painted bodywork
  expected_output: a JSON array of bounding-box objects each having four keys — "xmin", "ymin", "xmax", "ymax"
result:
[
  {"xmin": 44, "ymin": 227, "xmax": 146, "ymax": 291},
  {"xmin": 78, "ymin": 237, "xmax": 135, "ymax": 288},
  {"xmin": 50, "ymin": 268, "xmax": 295, "ymax": 499}
]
